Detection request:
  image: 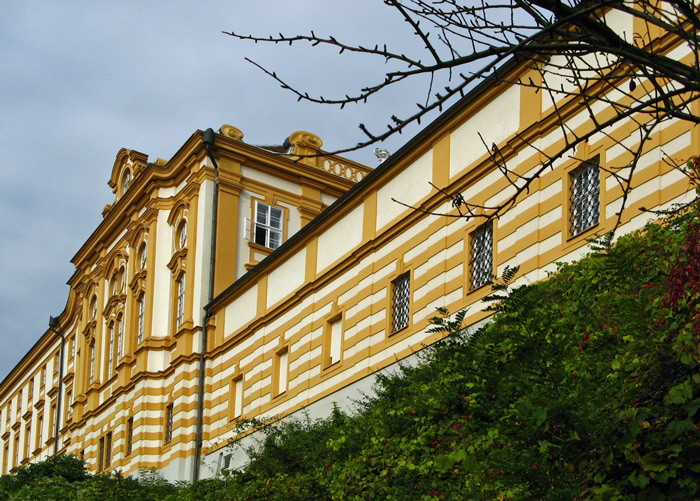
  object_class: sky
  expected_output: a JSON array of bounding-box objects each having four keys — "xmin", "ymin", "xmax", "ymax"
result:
[{"xmin": 0, "ymin": 1, "xmax": 442, "ymax": 381}]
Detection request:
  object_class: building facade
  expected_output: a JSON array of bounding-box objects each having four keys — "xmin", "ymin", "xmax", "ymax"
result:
[{"xmin": 1, "ymin": 8, "xmax": 698, "ymax": 481}]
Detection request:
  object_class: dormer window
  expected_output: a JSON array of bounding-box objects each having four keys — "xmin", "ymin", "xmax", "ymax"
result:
[
  {"xmin": 138, "ymin": 244, "xmax": 147, "ymax": 270},
  {"xmin": 121, "ymin": 169, "xmax": 131, "ymax": 194},
  {"xmin": 177, "ymin": 221, "xmax": 187, "ymax": 250}
]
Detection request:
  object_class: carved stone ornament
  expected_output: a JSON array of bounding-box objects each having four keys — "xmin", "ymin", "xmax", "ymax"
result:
[
  {"xmin": 220, "ymin": 125, "xmax": 244, "ymax": 141},
  {"xmin": 288, "ymin": 131, "xmax": 323, "ymax": 149}
]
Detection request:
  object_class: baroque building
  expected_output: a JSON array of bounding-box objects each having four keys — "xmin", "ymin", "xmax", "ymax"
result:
[{"xmin": 1, "ymin": 9, "xmax": 698, "ymax": 481}]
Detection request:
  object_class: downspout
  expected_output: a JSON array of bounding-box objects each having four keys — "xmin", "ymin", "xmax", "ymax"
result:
[
  {"xmin": 48, "ymin": 316, "xmax": 65, "ymax": 456},
  {"xmin": 193, "ymin": 128, "xmax": 219, "ymax": 482}
]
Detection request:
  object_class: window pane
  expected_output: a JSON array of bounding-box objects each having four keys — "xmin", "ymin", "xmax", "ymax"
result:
[
  {"xmin": 470, "ymin": 221, "xmax": 493, "ymax": 290},
  {"xmin": 270, "ymin": 207, "xmax": 283, "ymax": 229},
  {"xmin": 269, "ymin": 230, "xmax": 282, "ymax": 250},
  {"xmin": 391, "ymin": 273, "xmax": 410, "ymax": 333},
  {"xmin": 256, "ymin": 203, "xmax": 268, "ymax": 225}
]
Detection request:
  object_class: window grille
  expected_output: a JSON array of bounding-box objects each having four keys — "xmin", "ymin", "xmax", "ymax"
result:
[
  {"xmin": 116, "ymin": 316, "xmax": 123, "ymax": 361},
  {"xmin": 107, "ymin": 324, "xmax": 114, "ymax": 379},
  {"xmin": 254, "ymin": 202, "xmax": 283, "ymax": 249},
  {"xmin": 570, "ymin": 157, "xmax": 600, "ymax": 236},
  {"xmin": 137, "ymin": 294, "xmax": 145, "ymax": 344},
  {"xmin": 126, "ymin": 418, "xmax": 133, "ymax": 456},
  {"xmin": 164, "ymin": 404, "xmax": 174, "ymax": 444},
  {"xmin": 391, "ymin": 272, "xmax": 411, "ymax": 333},
  {"xmin": 176, "ymin": 274, "xmax": 185, "ymax": 326},
  {"xmin": 104, "ymin": 432, "xmax": 112, "ymax": 468},
  {"xmin": 89, "ymin": 344, "xmax": 95, "ymax": 384},
  {"xmin": 470, "ymin": 221, "xmax": 493, "ymax": 290}
]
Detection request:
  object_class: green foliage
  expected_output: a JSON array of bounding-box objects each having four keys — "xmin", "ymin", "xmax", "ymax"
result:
[{"xmin": 3, "ymin": 194, "xmax": 700, "ymax": 499}]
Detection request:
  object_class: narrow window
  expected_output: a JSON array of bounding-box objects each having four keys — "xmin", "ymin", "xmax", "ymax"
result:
[
  {"xmin": 176, "ymin": 273, "xmax": 185, "ymax": 327},
  {"xmin": 104, "ymin": 432, "xmax": 112, "ymax": 468},
  {"xmin": 275, "ymin": 349, "xmax": 289, "ymax": 396},
  {"xmin": 24, "ymin": 424, "xmax": 31, "ymax": 459},
  {"xmin": 177, "ymin": 221, "xmax": 187, "ymax": 250},
  {"xmin": 116, "ymin": 315, "xmax": 123, "ymax": 362},
  {"xmin": 139, "ymin": 244, "xmax": 147, "ymax": 270},
  {"xmin": 326, "ymin": 317, "xmax": 343, "ymax": 366},
  {"xmin": 89, "ymin": 343, "xmax": 95, "ymax": 384},
  {"xmin": 470, "ymin": 221, "xmax": 493, "ymax": 290},
  {"xmin": 254, "ymin": 202, "xmax": 284, "ymax": 250},
  {"xmin": 391, "ymin": 272, "xmax": 411, "ymax": 333},
  {"xmin": 570, "ymin": 156, "xmax": 600, "ymax": 236},
  {"xmin": 36, "ymin": 415, "xmax": 43, "ymax": 450},
  {"xmin": 14, "ymin": 434, "xmax": 19, "ymax": 467},
  {"xmin": 137, "ymin": 294, "xmax": 145, "ymax": 344},
  {"xmin": 97, "ymin": 436, "xmax": 105, "ymax": 472},
  {"xmin": 41, "ymin": 365, "xmax": 46, "ymax": 388},
  {"xmin": 107, "ymin": 323, "xmax": 114, "ymax": 379},
  {"xmin": 122, "ymin": 169, "xmax": 131, "ymax": 192},
  {"xmin": 90, "ymin": 296, "xmax": 97, "ymax": 319},
  {"xmin": 126, "ymin": 417, "xmax": 134, "ymax": 456},
  {"xmin": 164, "ymin": 404, "xmax": 174, "ymax": 444},
  {"xmin": 3, "ymin": 443, "xmax": 9, "ymax": 475},
  {"xmin": 232, "ymin": 377, "xmax": 243, "ymax": 419},
  {"xmin": 27, "ymin": 380, "xmax": 33, "ymax": 404}
]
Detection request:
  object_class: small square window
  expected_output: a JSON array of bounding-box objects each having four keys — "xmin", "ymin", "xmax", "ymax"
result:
[
  {"xmin": 570, "ymin": 157, "xmax": 600, "ymax": 236},
  {"xmin": 254, "ymin": 202, "xmax": 284, "ymax": 250},
  {"xmin": 470, "ymin": 221, "xmax": 493, "ymax": 290},
  {"xmin": 391, "ymin": 272, "xmax": 411, "ymax": 333}
]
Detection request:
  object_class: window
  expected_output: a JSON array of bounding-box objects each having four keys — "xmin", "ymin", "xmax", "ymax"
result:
[
  {"xmin": 90, "ymin": 295, "xmax": 97, "ymax": 319},
  {"xmin": 116, "ymin": 315, "xmax": 123, "ymax": 362},
  {"xmin": 137, "ymin": 294, "xmax": 145, "ymax": 344},
  {"xmin": 97, "ymin": 436, "xmax": 105, "ymax": 472},
  {"xmin": 275, "ymin": 349, "xmax": 289, "ymax": 396},
  {"xmin": 4, "ymin": 442, "xmax": 9, "ymax": 475},
  {"xmin": 164, "ymin": 404, "xmax": 174, "ymax": 444},
  {"xmin": 27, "ymin": 380, "xmax": 33, "ymax": 405},
  {"xmin": 122, "ymin": 169, "xmax": 131, "ymax": 193},
  {"xmin": 325, "ymin": 316, "xmax": 343, "ymax": 366},
  {"xmin": 176, "ymin": 273, "xmax": 185, "ymax": 327},
  {"xmin": 391, "ymin": 272, "xmax": 411, "ymax": 333},
  {"xmin": 89, "ymin": 343, "xmax": 95, "ymax": 384},
  {"xmin": 104, "ymin": 432, "xmax": 112, "ymax": 469},
  {"xmin": 232, "ymin": 377, "xmax": 243, "ymax": 419},
  {"xmin": 126, "ymin": 417, "xmax": 134, "ymax": 456},
  {"xmin": 139, "ymin": 244, "xmax": 147, "ymax": 270},
  {"xmin": 254, "ymin": 202, "xmax": 283, "ymax": 250},
  {"xmin": 470, "ymin": 221, "xmax": 493, "ymax": 290},
  {"xmin": 570, "ymin": 157, "xmax": 600, "ymax": 236},
  {"xmin": 41, "ymin": 365, "xmax": 46, "ymax": 388},
  {"xmin": 107, "ymin": 322, "xmax": 114, "ymax": 379},
  {"xmin": 24, "ymin": 424, "xmax": 31, "ymax": 459},
  {"xmin": 36, "ymin": 415, "xmax": 43, "ymax": 450},
  {"xmin": 177, "ymin": 221, "xmax": 187, "ymax": 250}
]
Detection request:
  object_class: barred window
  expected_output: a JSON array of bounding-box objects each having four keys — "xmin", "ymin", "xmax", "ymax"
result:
[
  {"xmin": 470, "ymin": 221, "xmax": 493, "ymax": 290},
  {"xmin": 570, "ymin": 157, "xmax": 600, "ymax": 236},
  {"xmin": 391, "ymin": 272, "xmax": 411, "ymax": 333},
  {"xmin": 126, "ymin": 417, "xmax": 134, "ymax": 456},
  {"xmin": 176, "ymin": 273, "xmax": 185, "ymax": 327},
  {"xmin": 164, "ymin": 403, "xmax": 174, "ymax": 444},
  {"xmin": 137, "ymin": 294, "xmax": 145, "ymax": 344},
  {"xmin": 107, "ymin": 323, "xmax": 114, "ymax": 380}
]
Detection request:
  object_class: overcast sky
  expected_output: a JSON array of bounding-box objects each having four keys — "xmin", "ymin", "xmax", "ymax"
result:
[{"xmin": 0, "ymin": 2, "xmax": 444, "ymax": 381}]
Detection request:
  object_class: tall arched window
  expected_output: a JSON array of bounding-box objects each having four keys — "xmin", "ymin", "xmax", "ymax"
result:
[
  {"xmin": 116, "ymin": 314, "xmax": 123, "ymax": 362},
  {"xmin": 138, "ymin": 244, "xmax": 147, "ymax": 270},
  {"xmin": 176, "ymin": 273, "xmax": 185, "ymax": 327},
  {"xmin": 137, "ymin": 293, "xmax": 145, "ymax": 344},
  {"xmin": 89, "ymin": 342, "xmax": 95, "ymax": 384},
  {"xmin": 107, "ymin": 322, "xmax": 114, "ymax": 380}
]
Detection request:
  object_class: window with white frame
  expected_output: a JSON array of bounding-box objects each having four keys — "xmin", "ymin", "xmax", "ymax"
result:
[
  {"xmin": 89, "ymin": 343, "xmax": 95, "ymax": 384},
  {"xmin": 107, "ymin": 323, "xmax": 114, "ymax": 379},
  {"xmin": 391, "ymin": 272, "xmax": 411, "ymax": 334},
  {"xmin": 570, "ymin": 156, "xmax": 600, "ymax": 236},
  {"xmin": 116, "ymin": 315, "xmax": 123, "ymax": 361},
  {"xmin": 470, "ymin": 221, "xmax": 493, "ymax": 290},
  {"xmin": 176, "ymin": 273, "xmax": 185, "ymax": 327},
  {"xmin": 137, "ymin": 294, "xmax": 145, "ymax": 344},
  {"xmin": 254, "ymin": 202, "xmax": 283, "ymax": 250}
]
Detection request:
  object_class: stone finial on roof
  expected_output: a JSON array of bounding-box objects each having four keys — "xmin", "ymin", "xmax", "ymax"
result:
[{"xmin": 219, "ymin": 125, "xmax": 244, "ymax": 141}]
